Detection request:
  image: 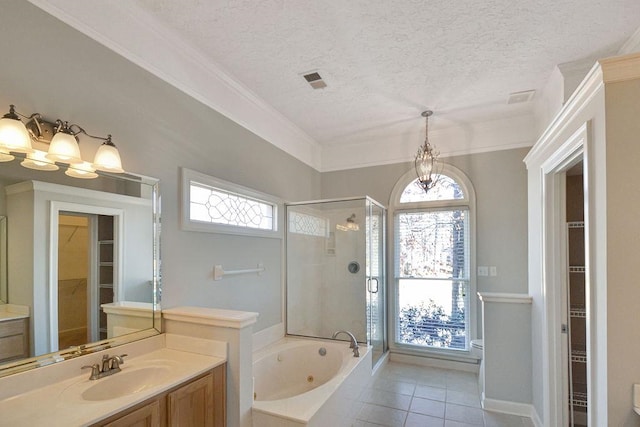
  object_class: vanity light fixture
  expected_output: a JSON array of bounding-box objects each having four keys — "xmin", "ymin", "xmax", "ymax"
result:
[
  {"xmin": 46, "ymin": 121, "xmax": 83, "ymax": 164},
  {"xmin": 0, "ymin": 104, "xmax": 125, "ymax": 177},
  {"xmin": 21, "ymin": 149, "xmax": 59, "ymax": 171},
  {"xmin": 414, "ymin": 110, "xmax": 442, "ymax": 193},
  {"xmin": 336, "ymin": 213, "xmax": 360, "ymax": 231},
  {"xmin": 65, "ymin": 161, "xmax": 98, "ymax": 179},
  {"xmin": 0, "ymin": 149, "xmax": 15, "ymax": 163},
  {"xmin": 0, "ymin": 105, "xmax": 33, "ymax": 154}
]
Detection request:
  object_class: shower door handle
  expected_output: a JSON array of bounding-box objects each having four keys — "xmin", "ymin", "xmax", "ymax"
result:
[{"xmin": 368, "ymin": 278, "xmax": 379, "ymax": 293}]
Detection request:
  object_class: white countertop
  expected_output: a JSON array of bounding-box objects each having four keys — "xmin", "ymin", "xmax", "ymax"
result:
[{"xmin": 0, "ymin": 334, "xmax": 226, "ymax": 426}]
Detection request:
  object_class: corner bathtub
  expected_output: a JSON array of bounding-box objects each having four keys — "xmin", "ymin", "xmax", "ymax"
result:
[{"xmin": 252, "ymin": 337, "xmax": 372, "ymax": 427}]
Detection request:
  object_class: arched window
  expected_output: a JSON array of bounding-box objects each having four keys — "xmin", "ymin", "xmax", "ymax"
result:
[{"xmin": 389, "ymin": 165, "xmax": 476, "ymax": 354}]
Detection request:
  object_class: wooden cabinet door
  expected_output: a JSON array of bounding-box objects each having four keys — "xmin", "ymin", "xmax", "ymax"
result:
[
  {"xmin": 103, "ymin": 399, "xmax": 160, "ymax": 427},
  {"xmin": 167, "ymin": 372, "xmax": 214, "ymax": 427}
]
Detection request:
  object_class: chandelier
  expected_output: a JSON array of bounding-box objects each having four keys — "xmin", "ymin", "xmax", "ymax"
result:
[{"xmin": 414, "ymin": 110, "xmax": 441, "ymax": 193}]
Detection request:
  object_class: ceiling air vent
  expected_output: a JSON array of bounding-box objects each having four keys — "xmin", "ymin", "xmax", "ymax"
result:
[
  {"xmin": 302, "ymin": 71, "xmax": 327, "ymax": 89},
  {"xmin": 508, "ymin": 90, "xmax": 536, "ymax": 104}
]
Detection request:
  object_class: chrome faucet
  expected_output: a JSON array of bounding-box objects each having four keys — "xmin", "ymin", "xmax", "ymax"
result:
[
  {"xmin": 332, "ymin": 330, "xmax": 360, "ymax": 357},
  {"xmin": 82, "ymin": 353, "xmax": 128, "ymax": 380}
]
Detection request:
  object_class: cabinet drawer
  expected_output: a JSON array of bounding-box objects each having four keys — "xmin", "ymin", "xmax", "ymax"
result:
[
  {"xmin": 0, "ymin": 319, "xmax": 26, "ymax": 338},
  {"xmin": 0, "ymin": 334, "xmax": 26, "ymax": 360},
  {"xmin": 103, "ymin": 399, "xmax": 160, "ymax": 427}
]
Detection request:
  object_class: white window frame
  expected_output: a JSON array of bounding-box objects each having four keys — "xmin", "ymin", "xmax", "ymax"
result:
[
  {"xmin": 180, "ymin": 167, "xmax": 283, "ymax": 239},
  {"xmin": 388, "ymin": 164, "xmax": 477, "ymax": 359}
]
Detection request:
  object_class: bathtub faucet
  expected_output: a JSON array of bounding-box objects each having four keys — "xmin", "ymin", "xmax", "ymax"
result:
[{"xmin": 331, "ymin": 330, "xmax": 359, "ymax": 357}]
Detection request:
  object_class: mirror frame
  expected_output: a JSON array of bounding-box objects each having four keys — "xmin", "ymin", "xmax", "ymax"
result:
[
  {"xmin": 0, "ymin": 216, "xmax": 6, "ymax": 304},
  {"xmin": 0, "ymin": 164, "xmax": 161, "ymax": 378}
]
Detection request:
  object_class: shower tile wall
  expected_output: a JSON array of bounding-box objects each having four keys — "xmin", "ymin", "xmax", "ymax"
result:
[
  {"xmin": 287, "ymin": 221, "xmax": 325, "ymax": 336},
  {"xmin": 323, "ymin": 209, "xmax": 366, "ymax": 340},
  {"xmin": 287, "ymin": 204, "xmax": 367, "ymax": 342}
]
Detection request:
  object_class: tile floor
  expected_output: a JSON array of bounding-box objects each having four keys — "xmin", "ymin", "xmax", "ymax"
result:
[{"xmin": 353, "ymin": 361, "xmax": 533, "ymax": 427}]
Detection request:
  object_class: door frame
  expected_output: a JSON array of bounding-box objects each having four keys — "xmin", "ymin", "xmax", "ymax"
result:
[
  {"xmin": 540, "ymin": 123, "xmax": 591, "ymax": 426},
  {"xmin": 49, "ymin": 201, "xmax": 124, "ymax": 351}
]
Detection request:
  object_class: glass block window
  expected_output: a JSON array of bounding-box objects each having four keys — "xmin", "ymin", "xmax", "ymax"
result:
[
  {"xmin": 190, "ymin": 182, "xmax": 274, "ymax": 230},
  {"xmin": 288, "ymin": 211, "xmax": 328, "ymax": 237}
]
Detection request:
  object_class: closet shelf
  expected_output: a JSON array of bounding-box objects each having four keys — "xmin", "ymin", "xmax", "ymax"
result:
[
  {"xmin": 570, "ymin": 306, "xmax": 586, "ymax": 318},
  {"xmin": 567, "ymin": 221, "xmax": 585, "ymax": 228},
  {"xmin": 571, "ymin": 350, "xmax": 587, "ymax": 363},
  {"xmin": 571, "ymin": 391, "xmax": 588, "ymax": 408}
]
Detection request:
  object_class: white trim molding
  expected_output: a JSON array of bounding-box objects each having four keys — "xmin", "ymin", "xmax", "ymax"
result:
[
  {"xmin": 482, "ymin": 398, "xmax": 537, "ymax": 420},
  {"xmin": 26, "ymin": 0, "xmax": 322, "ymax": 171},
  {"xmin": 477, "ymin": 292, "xmax": 532, "ymax": 304}
]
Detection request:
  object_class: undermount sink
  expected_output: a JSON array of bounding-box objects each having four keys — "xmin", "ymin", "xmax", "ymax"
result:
[{"xmin": 80, "ymin": 365, "xmax": 171, "ymax": 401}]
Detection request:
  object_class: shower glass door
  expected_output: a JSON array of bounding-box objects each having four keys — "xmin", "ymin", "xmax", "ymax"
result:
[{"xmin": 367, "ymin": 198, "xmax": 387, "ymax": 366}]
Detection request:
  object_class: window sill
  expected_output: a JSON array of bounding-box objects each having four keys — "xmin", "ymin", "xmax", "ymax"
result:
[{"xmin": 390, "ymin": 345, "xmax": 479, "ymax": 364}]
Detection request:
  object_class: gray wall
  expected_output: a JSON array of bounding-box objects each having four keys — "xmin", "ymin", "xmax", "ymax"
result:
[
  {"xmin": 321, "ymin": 147, "xmax": 530, "ymax": 298},
  {"xmin": 0, "ymin": 1, "xmax": 529, "ymax": 341},
  {"xmin": 0, "ymin": 0, "xmax": 321, "ymax": 331}
]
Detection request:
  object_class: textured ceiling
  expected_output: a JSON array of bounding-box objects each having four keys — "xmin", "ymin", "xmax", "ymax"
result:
[{"xmin": 130, "ymin": 0, "xmax": 640, "ymax": 151}]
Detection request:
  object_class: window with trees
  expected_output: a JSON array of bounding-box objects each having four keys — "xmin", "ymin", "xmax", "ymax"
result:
[{"xmin": 391, "ymin": 167, "xmax": 475, "ymax": 353}]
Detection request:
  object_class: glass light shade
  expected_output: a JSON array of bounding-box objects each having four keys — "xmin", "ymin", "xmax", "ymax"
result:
[
  {"xmin": 0, "ymin": 116, "xmax": 33, "ymax": 154},
  {"xmin": 46, "ymin": 131, "xmax": 82, "ymax": 164},
  {"xmin": 93, "ymin": 142, "xmax": 124, "ymax": 173},
  {"xmin": 21, "ymin": 149, "xmax": 59, "ymax": 171},
  {"xmin": 416, "ymin": 152, "xmax": 435, "ymax": 181},
  {"xmin": 0, "ymin": 149, "xmax": 15, "ymax": 162},
  {"xmin": 336, "ymin": 222, "xmax": 359, "ymax": 231},
  {"xmin": 336, "ymin": 214, "xmax": 359, "ymax": 231},
  {"xmin": 64, "ymin": 161, "xmax": 98, "ymax": 179}
]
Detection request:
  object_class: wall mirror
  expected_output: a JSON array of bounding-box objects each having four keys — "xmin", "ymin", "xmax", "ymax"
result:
[{"xmin": 0, "ymin": 155, "xmax": 160, "ymax": 377}]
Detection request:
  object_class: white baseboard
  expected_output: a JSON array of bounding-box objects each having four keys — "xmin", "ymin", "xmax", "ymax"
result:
[
  {"xmin": 482, "ymin": 397, "xmax": 537, "ymax": 420},
  {"xmin": 252, "ymin": 322, "xmax": 284, "ymax": 351},
  {"xmin": 390, "ymin": 352, "xmax": 479, "ymax": 373}
]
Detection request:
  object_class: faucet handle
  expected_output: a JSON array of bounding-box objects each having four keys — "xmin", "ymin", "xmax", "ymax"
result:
[
  {"xmin": 82, "ymin": 364, "xmax": 101, "ymax": 380},
  {"xmin": 111, "ymin": 354, "xmax": 128, "ymax": 370}
]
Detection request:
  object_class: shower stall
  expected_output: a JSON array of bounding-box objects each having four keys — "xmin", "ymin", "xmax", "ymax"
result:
[{"xmin": 285, "ymin": 197, "xmax": 387, "ymax": 366}]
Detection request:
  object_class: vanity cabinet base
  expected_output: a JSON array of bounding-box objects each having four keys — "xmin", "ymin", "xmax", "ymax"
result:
[
  {"xmin": 0, "ymin": 318, "xmax": 29, "ymax": 362},
  {"xmin": 94, "ymin": 363, "xmax": 226, "ymax": 427}
]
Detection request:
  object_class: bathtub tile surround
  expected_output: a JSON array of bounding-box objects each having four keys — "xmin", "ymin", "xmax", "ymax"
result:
[{"xmin": 355, "ymin": 362, "xmax": 534, "ymax": 427}]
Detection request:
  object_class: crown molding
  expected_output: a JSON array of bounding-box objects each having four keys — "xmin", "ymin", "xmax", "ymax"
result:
[
  {"xmin": 26, "ymin": 0, "xmax": 322, "ymax": 170},
  {"xmin": 321, "ymin": 112, "xmax": 536, "ymax": 172},
  {"xmin": 524, "ymin": 62, "xmax": 603, "ymax": 166},
  {"xmin": 618, "ymin": 25, "xmax": 640, "ymax": 55},
  {"xmin": 599, "ymin": 52, "xmax": 640, "ymax": 83}
]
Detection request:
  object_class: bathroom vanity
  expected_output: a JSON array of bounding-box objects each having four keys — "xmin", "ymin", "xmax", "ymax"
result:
[
  {"xmin": 0, "ymin": 304, "xmax": 29, "ymax": 363},
  {"xmin": 0, "ymin": 334, "xmax": 227, "ymax": 426},
  {"xmin": 94, "ymin": 363, "xmax": 225, "ymax": 427}
]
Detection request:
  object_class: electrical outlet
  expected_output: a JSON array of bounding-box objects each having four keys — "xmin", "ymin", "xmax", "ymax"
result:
[
  {"xmin": 490, "ymin": 266, "xmax": 497, "ymax": 277},
  {"xmin": 478, "ymin": 266, "xmax": 489, "ymax": 276}
]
